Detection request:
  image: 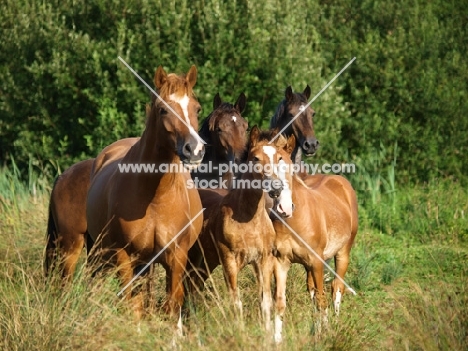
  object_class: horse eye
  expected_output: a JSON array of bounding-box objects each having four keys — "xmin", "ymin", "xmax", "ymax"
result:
[
  {"xmin": 159, "ymin": 107, "xmax": 168, "ymax": 115},
  {"xmin": 253, "ymin": 156, "xmax": 260, "ymax": 162},
  {"xmin": 312, "ymin": 111, "xmax": 316, "ymax": 118},
  {"xmin": 197, "ymin": 107, "xmax": 202, "ymax": 115},
  {"xmin": 217, "ymin": 127, "xmax": 222, "ymax": 133},
  {"xmin": 278, "ymin": 156, "xmax": 283, "ymax": 161}
]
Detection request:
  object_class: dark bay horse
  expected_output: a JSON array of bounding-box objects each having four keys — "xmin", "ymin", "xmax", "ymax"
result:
[
  {"xmin": 270, "ymin": 85, "xmax": 319, "ymax": 166},
  {"xmin": 191, "ymin": 92, "xmax": 248, "ymax": 186},
  {"xmin": 86, "ymin": 65, "xmax": 204, "ymax": 325},
  {"xmin": 268, "ymin": 136, "xmax": 358, "ymax": 342},
  {"xmin": 187, "ymin": 126, "xmax": 295, "ymax": 331}
]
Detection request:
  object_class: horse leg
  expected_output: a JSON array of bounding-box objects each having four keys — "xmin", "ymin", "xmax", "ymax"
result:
[
  {"xmin": 115, "ymin": 249, "xmax": 144, "ymax": 321},
  {"xmin": 306, "ymin": 268, "xmax": 315, "ymax": 303},
  {"xmin": 221, "ymin": 253, "xmax": 242, "ymax": 319},
  {"xmin": 186, "ymin": 243, "xmax": 219, "ymax": 295},
  {"xmin": 273, "ymin": 258, "xmax": 290, "ymax": 344},
  {"xmin": 61, "ymin": 232, "xmax": 85, "ymax": 280},
  {"xmin": 332, "ymin": 246, "xmax": 351, "ymax": 315},
  {"xmin": 253, "ymin": 255, "xmax": 273, "ymax": 332},
  {"xmin": 164, "ymin": 247, "xmax": 190, "ymax": 336},
  {"xmin": 309, "ymin": 257, "xmax": 328, "ymax": 333}
]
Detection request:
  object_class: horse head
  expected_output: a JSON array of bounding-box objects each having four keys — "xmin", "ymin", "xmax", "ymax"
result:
[
  {"xmin": 271, "ymin": 85, "xmax": 319, "ymax": 159},
  {"xmin": 199, "ymin": 92, "xmax": 248, "ymax": 164},
  {"xmin": 247, "ymin": 126, "xmax": 296, "ymax": 218},
  {"xmin": 151, "ymin": 65, "xmax": 205, "ymax": 167}
]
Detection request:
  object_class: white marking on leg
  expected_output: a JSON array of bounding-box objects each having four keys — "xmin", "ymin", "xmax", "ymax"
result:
[
  {"xmin": 334, "ymin": 288, "xmax": 342, "ymax": 315},
  {"xmin": 261, "ymin": 291, "xmax": 272, "ymax": 331},
  {"xmin": 235, "ymin": 297, "xmax": 243, "ymax": 318},
  {"xmin": 309, "ymin": 289, "xmax": 315, "ymax": 304},
  {"xmin": 176, "ymin": 307, "xmax": 183, "ymax": 336},
  {"xmin": 274, "ymin": 314, "xmax": 283, "ymax": 344}
]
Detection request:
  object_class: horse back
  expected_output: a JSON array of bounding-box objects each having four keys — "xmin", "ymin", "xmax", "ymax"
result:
[
  {"xmin": 51, "ymin": 158, "xmax": 94, "ymax": 235},
  {"xmin": 91, "ymin": 137, "xmax": 140, "ymax": 177}
]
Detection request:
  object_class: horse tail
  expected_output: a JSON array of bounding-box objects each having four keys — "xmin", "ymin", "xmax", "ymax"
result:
[{"xmin": 44, "ymin": 178, "xmax": 60, "ymax": 277}]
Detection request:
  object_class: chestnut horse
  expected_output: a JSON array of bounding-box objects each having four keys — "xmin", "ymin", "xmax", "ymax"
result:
[
  {"xmin": 44, "ymin": 138, "xmax": 140, "ymax": 279},
  {"xmin": 44, "ymin": 158, "xmax": 94, "ymax": 278},
  {"xmin": 44, "ymin": 95, "xmax": 247, "ymax": 280},
  {"xmin": 86, "ymin": 65, "xmax": 204, "ymax": 324},
  {"xmin": 191, "ymin": 92, "xmax": 248, "ymax": 186},
  {"xmin": 270, "ymin": 85, "xmax": 319, "ymax": 166},
  {"xmin": 187, "ymin": 126, "xmax": 295, "ymax": 331},
  {"xmin": 267, "ymin": 137, "xmax": 358, "ymax": 343}
]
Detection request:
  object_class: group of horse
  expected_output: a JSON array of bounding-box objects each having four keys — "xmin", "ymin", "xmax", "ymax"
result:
[{"xmin": 44, "ymin": 65, "xmax": 358, "ymax": 343}]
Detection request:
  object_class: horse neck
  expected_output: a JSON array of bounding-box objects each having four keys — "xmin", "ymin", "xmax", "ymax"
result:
[
  {"xmin": 129, "ymin": 116, "xmax": 176, "ymax": 165},
  {"xmin": 229, "ymin": 173, "xmax": 265, "ymax": 217},
  {"xmin": 291, "ymin": 175, "xmax": 317, "ymax": 217},
  {"xmin": 270, "ymin": 100, "xmax": 285, "ymax": 129}
]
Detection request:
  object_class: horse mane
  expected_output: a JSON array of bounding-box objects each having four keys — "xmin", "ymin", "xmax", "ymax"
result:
[
  {"xmin": 159, "ymin": 73, "xmax": 195, "ymax": 98},
  {"xmin": 148, "ymin": 72, "xmax": 195, "ymax": 108},
  {"xmin": 198, "ymin": 114, "xmax": 213, "ymax": 144},
  {"xmin": 270, "ymin": 100, "xmax": 285, "ymax": 129},
  {"xmin": 248, "ymin": 129, "xmax": 288, "ymax": 150}
]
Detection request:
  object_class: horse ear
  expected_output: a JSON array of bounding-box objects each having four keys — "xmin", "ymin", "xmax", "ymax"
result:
[
  {"xmin": 213, "ymin": 93, "xmax": 222, "ymax": 110},
  {"xmin": 154, "ymin": 66, "xmax": 167, "ymax": 89},
  {"xmin": 213, "ymin": 93, "xmax": 223, "ymax": 111},
  {"xmin": 235, "ymin": 92, "xmax": 247, "ymax": 114},
  {"xmin": 249, "ymin": 125, "xmax": 260, "ymax": 147},
  {"xmin": 284, "ymin": 134, "xmax": 296, "ymax": 154},
  {"xmin": 303, "ymin": 85, "xmax": 311, "ymax": 100},
  {"xmin": 186, "ymin": 65, "xmax": 198, "ymax": 89},
  {"xmin": 285, "ymin": 86, "xmax": 293, "ymax": 101}
]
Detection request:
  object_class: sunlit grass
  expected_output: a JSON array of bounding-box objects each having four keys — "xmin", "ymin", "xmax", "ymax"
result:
[{"xmin": 0, "ymin": 165, "xmax": 467, "ymax": 350}]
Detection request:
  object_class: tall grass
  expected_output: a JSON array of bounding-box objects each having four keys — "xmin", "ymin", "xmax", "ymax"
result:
[
  {"xmin": 351, "ymin": 143, "xmax": 467, "ymax": 244},
  {"xmin": 0, "ymin": 164, "xmax": 467, "ymax": 350}
]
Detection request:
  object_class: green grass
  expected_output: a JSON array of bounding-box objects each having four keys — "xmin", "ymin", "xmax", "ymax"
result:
[{"xmin": 0, "ymin": 165, "xmax": 467, "ymax": 350}]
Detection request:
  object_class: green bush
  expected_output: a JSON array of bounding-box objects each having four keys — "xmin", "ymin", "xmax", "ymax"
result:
[{"xmin": 0, "ymin": 0, "xmax": 466, "ymax": 185}]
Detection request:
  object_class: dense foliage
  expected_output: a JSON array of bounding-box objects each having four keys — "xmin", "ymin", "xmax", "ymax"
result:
[{"xmin": 1, "ymin": 0, "xmax": 466, "ymax": 182}]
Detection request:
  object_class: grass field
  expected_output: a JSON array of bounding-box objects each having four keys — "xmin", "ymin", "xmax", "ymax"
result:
[{"xmin": 0, "ymin": 164, "xmax": 467, "ymax": 350}]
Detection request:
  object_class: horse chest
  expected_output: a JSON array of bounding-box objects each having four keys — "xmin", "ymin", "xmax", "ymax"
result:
[{"xmin": 222, "ymin": 215, "xmax": 274, "ymax": 252}]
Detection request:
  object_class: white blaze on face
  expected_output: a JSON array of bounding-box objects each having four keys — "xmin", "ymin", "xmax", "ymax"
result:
[
  {"xmin": 232, "ymin": 115, "xmax": 237, "ymax": 123},
  {"xmin": 169, "ymin": 93, "xmax": 204, "ymax": 156},
  {"xmin": 299, "ymin": 104, "xmax": 306, "ymax": 112},
  {"xmin": 276, "ymin": 159, "xmax": 294, "ymax": 217},
  {"xmin": 262, "ymin": 145, "xmax": 276, "ymax": 175}
]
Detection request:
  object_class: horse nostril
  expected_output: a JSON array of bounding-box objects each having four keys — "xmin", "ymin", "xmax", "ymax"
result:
[
  {"xmin": 303, "ymin": 141, "xmax": 310, "ymax": 149},
  {"xmin": 184, "ymin": 143, "xmax": 192, "ymax": 156}
]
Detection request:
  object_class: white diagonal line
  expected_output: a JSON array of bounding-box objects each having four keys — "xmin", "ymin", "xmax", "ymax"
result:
[
  {"xmin": 117, "ymin": 208, "xmax": 205, "ymax": 296},
  {"xmin": 270, "ymin": 209, "xmax": 357, "ymax": 295},
  {"xmin": 269, "ymin": 57, "xmax": 356, "ymax": 144},
  {"xmin": 117, "ymin": 56, "xmax": 206, "ymax": 145}
]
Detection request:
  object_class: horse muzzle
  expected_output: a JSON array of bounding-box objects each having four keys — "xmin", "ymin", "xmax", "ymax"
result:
[
  {"xmin": 273, "ymin": 196, "xmax": 295, "ymax": 218},
  {"xmin": 302, "ymin": 137, "xmax": 319, "ymax": 156},
  {"xmin": 180, "ymin": 138, "xmax": 205, "ymax": 165}
]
